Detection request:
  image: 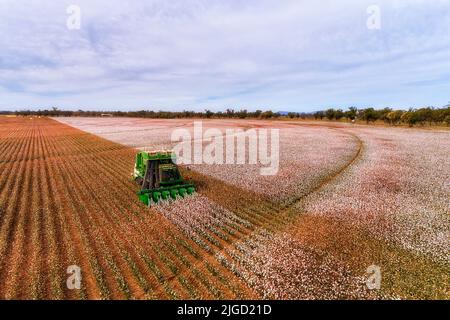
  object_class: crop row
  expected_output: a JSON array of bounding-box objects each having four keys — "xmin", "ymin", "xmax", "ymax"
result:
[{"xmin": 0, "ymin": 118, "xmax": 253, "ymax": 299}]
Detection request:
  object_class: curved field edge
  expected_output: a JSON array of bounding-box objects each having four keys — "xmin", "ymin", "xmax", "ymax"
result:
[{"xmin": 182, "ymin": 125, "xmax": 449, "ymax": 299}]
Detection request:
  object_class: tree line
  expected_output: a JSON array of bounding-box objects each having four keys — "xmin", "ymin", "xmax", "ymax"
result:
[
  {"xmin": 8, "ymin": 108, "xmax": 292, "ymax": 119},
  {"xmin": 314, "ymin": 106, "xmax": 450, "ymax": 126},
  {"xmin": 3, "ymin": 105, "xmax": 450, "ymax": 126}
]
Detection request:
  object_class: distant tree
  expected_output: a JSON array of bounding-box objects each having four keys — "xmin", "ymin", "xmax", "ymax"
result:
[
  {"xmin": 335, "ymin": 109, "xmax": 345, "ymax": 120},
  {"xmin": 401, "ymin": 110, "xmax": 417, "ymax": 127},
  {"xmin": 361, "ymin": 108, "xmax": 379, "ymax": 123},
  {"xmin": 386, "ymin": 110, "xmax": 404, "ymax": 125},
  {"xmin": 261, "ymin": 111, "xmax": 274, "ymax": 119},
  {"xmin": 378, "ymin": 107, "xmax": 392, "ymax": 123},
  {"xmin": 442, "ymin": 106, "xmax": 450, "ymax": 125},
  {"xmin": 418, "ymin": 107, "xmax": 434, "ymax": 125},
  {"xmin": 345, "ymin": 107, "xmax": 358, "ymax": 120},
  {"xmin": 226, "ymin": 109, "xmax": 235, "ymax": 118},
  {"xmin": 237, "ymin": 109, "xmax": 248, "ymax": 119},
  {"xmin": 325, "ymin": 108, "xmax": 336, "ymax": 120},
  {"xmin": 314, "ymin": 111, "xmax": 325, "ymax": 120},
  {"xmin": 444, "ymin": 115, "xmax": 450, "ymax": 126}
]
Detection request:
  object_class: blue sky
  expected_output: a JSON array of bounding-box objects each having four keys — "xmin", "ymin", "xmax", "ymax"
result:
[{"xmin": 0, "ymin": 0, "xmax": 449, "ymax": 112}]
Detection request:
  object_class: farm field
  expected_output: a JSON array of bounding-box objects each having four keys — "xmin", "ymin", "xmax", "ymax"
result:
[{"xmin": 0, "ymin": 117, "xmax": 448, "ymax": 299}]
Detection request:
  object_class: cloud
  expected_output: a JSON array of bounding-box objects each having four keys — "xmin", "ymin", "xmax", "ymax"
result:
[{"xmin": 0, "ymin": 0, "xmax": 449, "ymax": 111}]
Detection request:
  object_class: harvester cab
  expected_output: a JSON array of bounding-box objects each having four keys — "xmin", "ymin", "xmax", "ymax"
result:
[{"xmin": 133, "ymin": 151, "xmax": 195, "ymax": 206}]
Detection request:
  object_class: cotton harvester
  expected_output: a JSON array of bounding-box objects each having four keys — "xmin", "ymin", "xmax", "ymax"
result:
[{"xmin": 133, "ymin": 151, "xmax": 195, "ymax": 206}]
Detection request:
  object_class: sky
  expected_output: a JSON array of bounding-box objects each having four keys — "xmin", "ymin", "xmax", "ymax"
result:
[{"xmin": 0, "ymin": 0, "xmax": 449, "ymax": 112}]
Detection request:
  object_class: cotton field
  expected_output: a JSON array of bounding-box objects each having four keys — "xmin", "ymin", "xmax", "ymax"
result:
[
  {"xmin": 303, "ymin": 127, "xmax": 450, "ymax": 263},
  {"xmin": 22, "ymin": 117, "xmax": 446, "ymax": 300}
]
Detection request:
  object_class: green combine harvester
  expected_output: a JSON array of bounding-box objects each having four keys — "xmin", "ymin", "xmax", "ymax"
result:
[{"xmin": 133, "ymin": 150, "xmax": 195, "ymax": 206}]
